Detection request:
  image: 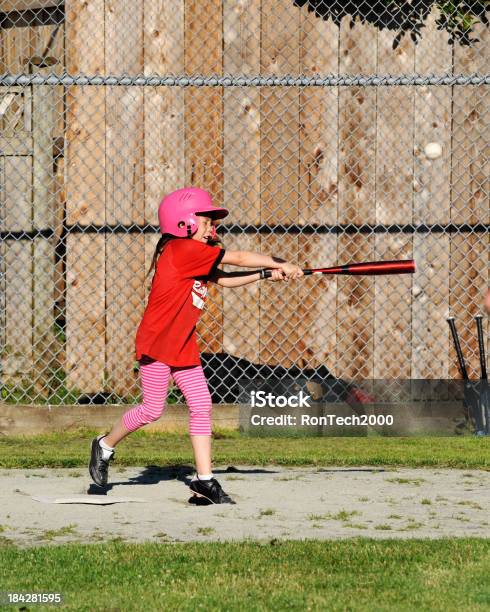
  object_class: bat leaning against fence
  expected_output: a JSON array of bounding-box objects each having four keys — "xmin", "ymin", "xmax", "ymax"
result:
[
  {"xmin": 475, "ymin": 315, "xmax": 490, "ymax": 434},
  {"xmin": 447, "ymin": 316, "xmax": 488, "ymax": 436}
]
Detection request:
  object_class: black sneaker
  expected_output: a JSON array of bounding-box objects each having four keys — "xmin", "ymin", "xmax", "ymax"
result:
[
  {"xmin": 89, "ymin": 434, "xmax": 115, "ymax": 486},
  {"xmin": 189, "ymin": 477, "xmax": 236, "ymax": 505}
]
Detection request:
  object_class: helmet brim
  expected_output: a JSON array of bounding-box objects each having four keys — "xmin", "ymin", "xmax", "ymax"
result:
[{"xmin": 195, "ymin": 208, "xmax": 229, "ymax": 220}]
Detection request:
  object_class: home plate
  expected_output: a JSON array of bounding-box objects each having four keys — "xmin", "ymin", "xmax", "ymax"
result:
[{"xmin": 32, "ymin": 496, "xmax": 147, "ymax": 505}]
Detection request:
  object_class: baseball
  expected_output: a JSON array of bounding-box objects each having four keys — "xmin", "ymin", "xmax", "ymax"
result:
[{"xmin": 424, "ymin": 142, "xmax": 442, "ymax": 159}]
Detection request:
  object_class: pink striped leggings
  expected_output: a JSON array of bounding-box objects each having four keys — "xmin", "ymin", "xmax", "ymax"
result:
[{"xmin": 122, "ymin": 357, "xmax": 212, "ymax": 436}]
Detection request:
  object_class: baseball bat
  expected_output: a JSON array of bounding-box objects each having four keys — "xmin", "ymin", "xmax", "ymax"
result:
[
  {"xmin": 475, "ymin": 315, "xmax": 487, "ymax": 380},
  {"xmin": 475, "ymin": 315, "xmax": 490, "ymax": 434},
  {"xmin": 447, "ymin": 317, "xmax": 468, "ymax": 380},
  {"xmin": 263, "ymin": 259, "xmax": 415, "ymax": 278}
]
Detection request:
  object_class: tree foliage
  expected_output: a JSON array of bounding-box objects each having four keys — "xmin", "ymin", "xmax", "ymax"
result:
[{"xmin": 293, "ymin": 1, "xmax": 489, "ymax": 48}]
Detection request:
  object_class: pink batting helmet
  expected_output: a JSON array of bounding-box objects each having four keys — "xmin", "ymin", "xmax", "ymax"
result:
[{"xmin": 158, "ymin": 187, "xmax": 229, "ymax": 238}]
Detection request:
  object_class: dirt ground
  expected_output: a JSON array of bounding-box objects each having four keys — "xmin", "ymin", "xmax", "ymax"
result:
[{"xmin": 1, "ymin": 465, "xmax": 489, "ymax": 547}]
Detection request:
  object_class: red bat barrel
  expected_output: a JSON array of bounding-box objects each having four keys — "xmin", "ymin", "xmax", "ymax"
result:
[{"xmin": 305, "ymin": 259, "xmax": 416, "ymax": 276}]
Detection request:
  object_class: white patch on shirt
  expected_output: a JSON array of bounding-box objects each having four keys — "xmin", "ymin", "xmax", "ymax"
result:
[{"xmin": 192, "ymin": 280, "xmax": 208, "ymax": 310}]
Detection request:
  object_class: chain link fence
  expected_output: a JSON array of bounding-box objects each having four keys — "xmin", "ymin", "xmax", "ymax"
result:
[{"xmin": 0, "ymin": 1, "xmax": 488, "ymax": 406}]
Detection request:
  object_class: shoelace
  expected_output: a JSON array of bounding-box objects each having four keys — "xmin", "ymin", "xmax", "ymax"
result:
[{"xmin": 99, "ymin": 451, "xmax": 114, "ymax": 471}]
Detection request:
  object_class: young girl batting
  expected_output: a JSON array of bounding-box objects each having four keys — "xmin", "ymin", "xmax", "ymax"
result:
[{"xmin": 89, "ymin": 187, "xmax": 303, "ymax": 504}]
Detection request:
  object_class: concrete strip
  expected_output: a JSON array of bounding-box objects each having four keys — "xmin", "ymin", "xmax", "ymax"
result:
[{"xmin": 0, "ymin": 403, "xmax": 240, "ymax": 436}]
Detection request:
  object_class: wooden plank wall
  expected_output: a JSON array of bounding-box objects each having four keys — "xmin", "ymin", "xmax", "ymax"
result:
[
  {"xmin": 1, "ymin": 21, "xmax": 35, "ymax": 385},
  {"xmin": 374, "ymin": 29, "xmax": 415, "ymax": 380},
  {"xmin": 3, "ymin": 3, "xmax": 489, "ymax": 404},
  {"xmin": 259, "ymin": 0, "xmax": 302, "ymax": 367},
  {"xmin": 297, "ymin": 9, "xmax": 338, "ymax": 370},
  {"xmin": 0, "ymin": 17, "xmax": 63, "ymax": 393},
  {"xmin": 450, "ymin": 20, "xmax": 489, "ymax": 379},
  {"xmin": 104, "ymin": 0, "xmax": 145, "ymax": 396},
  {"xmin": 32, "ymin": 63, "xmax": 57, "ymax": 398},
  {"xmin": 412, "ymin": 9, "xmax": 452, "ymax": 380},
  {"xmin": 65, "ymin": 0, "xmax": 106, "ymax": 393},
  {"xmin": 2, "ymin": 155, "xmax": 33, "ymax": 384},
  {"xmin": 222, "ymin": 0, "xmax": 261, "ymax": 362},
  {"xmin": 30, "ymin": 26, "xmax": 63, "ymax": 397},
  {"xmin": 336, "ymin": 18, "xmax": 377, "ymax": 381}
]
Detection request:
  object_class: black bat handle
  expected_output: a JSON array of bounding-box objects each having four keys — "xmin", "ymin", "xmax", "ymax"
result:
[
  {"xmin": 475, "ymin": 315, "xmax": 488, "ymax": 380},
  {"xmin": 262, "ymin": 269, "xmax": 312, "ymax": 279},
  {"xmin": 447, "ymin": 317, "xmax": 469, "ymax": 380}
]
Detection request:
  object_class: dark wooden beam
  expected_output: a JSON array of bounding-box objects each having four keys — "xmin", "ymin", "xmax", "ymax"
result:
[
  {"xmin": 0, "ymin": 2, "xmax": 64, "ymax": 27},
  {"xmin": 0, "ymin": 0, "xmax": 62, "ymax": 12}
]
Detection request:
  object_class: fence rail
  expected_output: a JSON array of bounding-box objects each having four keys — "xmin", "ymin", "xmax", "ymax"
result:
[{"xmin": 1, "ymin": 73, "xmax": 489, "ymax": 86}]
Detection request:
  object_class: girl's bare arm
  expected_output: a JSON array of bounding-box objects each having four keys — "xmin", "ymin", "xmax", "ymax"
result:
[
  {"xmin": 220, "ymin": 251, "xmax": 302, "ymax": 279},
  {"xmin": 209, "ymin": 268, "xmax": 283, "ymax": 287},
  {"xmin": 221, "ymin": 250, "xmax": 284, "ymax": 268}
]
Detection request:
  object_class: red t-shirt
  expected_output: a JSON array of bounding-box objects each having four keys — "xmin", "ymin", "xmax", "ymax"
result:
[{"xmin": 135, "ymin": 239, "xmax": 225, "ymax": 366}]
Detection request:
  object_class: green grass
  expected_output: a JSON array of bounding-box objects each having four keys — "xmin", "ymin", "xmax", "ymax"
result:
[
  {"xmin": 259, "ymin": 508, "xmax": 276, "ymax": 517},
  {"xmin": 457, "ymin": 501, "xmax": 483, "ymax": 510},
  {"xmin": 196, "ymin": 527, "xmax": 215, "ymax": 536},
  {"xmin": 404, "ymin": 522, "xmax": 425, "ymax": 531},
  {"xmin": 36, "ymin": 524, "xmax": 79, "ymax": 541},
  {"xmin": 0, "ymin": 429, "xmax": 489, "ymax": 469},
  {"xmin": 386, "ymin": 477, "xmax": 426, "ymax": 486},
  {"xmin": 308, "ymin": 510, "xmax": 360, "ymax": 522},
  {"xmin": 330, "ymin": 510, "xmax": 361, "ymax": 521},
  {"xmin": 0, "ymin": 539, "xmax": 490, "ymax": 611}
]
